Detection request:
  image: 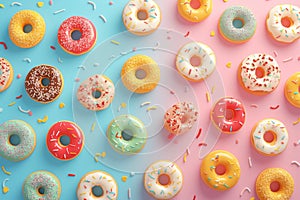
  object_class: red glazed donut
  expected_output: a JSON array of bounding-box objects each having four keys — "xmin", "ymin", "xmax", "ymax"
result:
[
  {"xmin": 211, "ymin": 97, "xmax": 246, "ymax": 134},
  {"xmin": 46, "ymin": 121, "xmax": 84, "ymax": 161},
  {"xmin": 57, "ymin": 16, "xmax": 97, "ymax": 55}
]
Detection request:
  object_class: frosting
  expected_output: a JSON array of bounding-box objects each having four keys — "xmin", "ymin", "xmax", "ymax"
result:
[
  {"xmin": 219, "ymin": 6, "xmax": 256, "ymax": 42},
  {"xmin": 144, "ymin": 160, "xmax": 183, "ymax": 199},
  {"xmin": 211, "ymin": 97, "xmax": 245, "ymax": 134},
  {"xmin": 176, "ymin": 42, "xmax": 216, "ymax": 81},
  {"xmin": 57, "ymin": 16, "xmax": 97, "ymax": 55},
  {"xmin": 77, "ymin": 74, "xmax": 115, "ymax": 111},
  {"xmin": 239, "ymin": 53, "xmax": 280, "ymax": 93},
  {"xmin": 0, "ymin": 58, "xmax": 13, "ymax": 92},
  {"xmin": 251, "ymin": 118, "xmax": 288, "ymax": 155},
  {"xmin": 266, "ymin": 4, "xmax": 300, "ymax": 43},
  {"xmin": 46, "ymin": 121, "xmax": 84, "ymax": 160},
  {"xmin": 164, "ymin": 102, "xmax": 198, "ymax": 135},
  {"xmin": 284, "ymin": 72, "xmax": 300, "ymax": 108},
  {"xmin": 177, "ymin": 0, "xmax": 212, "ymax": 22},
  {"xmin": 23, "ymin": 171, "xmax": 61, "ymax": 200},
  {"xmin": 0, "ymin": 120, "xmax": 36, "ymax": 162},
  {"xmin": 122, "ymin": 0, "xmax": 161, "ymax": 35},
  {"xmin": 106, "ymin": 114, "xmax": 147, "ymax": 154}
]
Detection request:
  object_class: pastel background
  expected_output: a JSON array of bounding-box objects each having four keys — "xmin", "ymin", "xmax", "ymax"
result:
[{"xmin": 0, "ymin": 0, "xmax": 299, "ymax": 199}]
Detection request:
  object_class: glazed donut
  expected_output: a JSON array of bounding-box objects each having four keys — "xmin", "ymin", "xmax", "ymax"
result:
[
  {"xmin": 211, "ymin": 97, "xmax": 245, "ymax": 134},
  {"xmin": 256, "ymin": 168, "xmax": 294, "ymax": 200},
  {"xmin": 25, "ymin": 64, "xmax": 64, "ymax": 103},
  {"xmin": 176, "ymin": 42, "xmax": 216, "ymax": 82},
  {"xmin": 251, "ymin": 118, "xmax": 288, "ymax": 156},
  {"xmin": 218, "ymin": 6, "xmax": 256, "ymax": 43},
  {"xmin": 0, "ymin": 120, "xmax": 36, "ymax": 162},
  {"xmin": 266, "ymin": 4, "xmax": 300, "ymax": 43},
  {"xmin": 122, "ymin": 0, "xmax": 161, "ymax": 36},
  {"xmin": 0, "ymin": 57, "xmax": 14, "ymax": 92},
  {"xmin": 144, "ymin": 160, "xmax": 183, "ymax": 199},
  {"xmin": 58, "ymin": 16, "xmax": 97, "ymax": 55},
  {"xmin": 77, "ymin": 74, "xmax": 115, "ymax": 111},
  {"xmin": 284, "ymin": 72, "xmax": 300, "ymax": 108},
  {"xmin": 46, "ymin": 121, "xmax": 84, "ymax": 160},
  {"xmin": 200, "ymin": 150, "xmax": 240, "ymax": 191},
  {"xmin": 77, "ymin": 170, "xmax": 118, "ymax": 200},
  {"xmin": 8, "ymin": 10, "xmax": 46, "ymax": 48},
  {"xmin": 23, "ymin": 170, "xmax": 61, "ymax": 200},
  {"xmin": 177, "ymin": 0, "xmax": 212, "ymax": 22},
  {"xmin": 164, "ymin": 102, "xmax": 198, "ymax": 135},
  {"xmin": 121, "ymin": 54, "xmax": 160, "ymax": 93},
  {"xmin": 238, "ymin": 53, "xmax": 280, "ymax": 95},
  {"xmin": 106, "ymin": 114, "xmax": 147, "ymax": 155}
]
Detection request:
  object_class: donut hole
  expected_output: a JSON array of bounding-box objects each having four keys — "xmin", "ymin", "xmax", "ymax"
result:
[
  {"xmin": 281, "ymin": 16, "xmax": 294, "ymax": 28},
  {"xmin": 37, "ymin": 187, "xmax": 45, "ymax": 195},
  {"xmin": 270, "ymin": 181, "xmax": 280, "ymax": 192},
  {"xmin": 9, "ymin": 134, "xmax": 21, "ymax": 146},
  {"xmin": 137, "ymin": 9, "xmax": 148, "ymax": 20},
  {"xmin": 91, "ymin": 185, "xmax": 103, "ymax": 197},
  {"xmin": 263, "ymin": 131, "xmax": 277, "ymax": 144},
  {"xmin": 41, "ymin": 77, "xmax": 50, "ymax": 87},
  {"xmin": 232, "ymin": 18, "xmax": 244, "ymax": 29},
  {"xmin": 23, "ymin": 24, "xmax": 33, "ymax": 33},
  {"xmin": 190, "ymin": 0, "xmax": 201, "ymax": 9},
  {"xmin": 190, "ymin": 55, "xmax": 202, "ymax": 67},
  {"xmin": 158, "ymin": 174, "xmax": 171, "ymax": 186},
  {"xmin": 215, "ymin": 164, "xmax": 226, "ymax": 175},
  {"xmin": 135, "ymin": 69, "xmax": 147, "ymax": 79},
  {"xmin": 59, "ymin": 135, "xmax": 71, "ymax": 146},
  {"xmin": 224, "ymin": 109, "xmax": 234, "ymax": 121},
  {"xmin": 92, "ymin": 90, "xmax": 102, "ymax": 99},
  {"xmin": 121, "ymin": 129, "xmax": 133, "ymax": 141},
  {"xmin": 71, "ymin": 30, "xmax": 82, "ymax": 41},
  {"xmin": 255, "ymin": 67, "xmax": 265, "ymax": 78}
]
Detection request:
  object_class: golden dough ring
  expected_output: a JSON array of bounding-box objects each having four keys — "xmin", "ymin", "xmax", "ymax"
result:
[
  {"xmin": 121, "ymin": 55, "xmax": 160, "ymax": 94},
  {"xmin": 177, "ymin": 0, "xmax": 212, "ymax": 23},
  {"xmin": 284, "ymin": 72, "xmax": 300, "ymax": 108},
  {"xmin": 256, "ymin": 168, "xmax": 294, "ymax": 200},
  {"xmin": 8, "ymin": 10, "xmax": 46, "ymax": 48}
]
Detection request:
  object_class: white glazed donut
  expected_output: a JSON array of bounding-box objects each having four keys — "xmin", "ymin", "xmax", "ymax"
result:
[
  {"xmin": 251, "ymin": 118, "xmax": 289, "ymax": 156},
  {"xmin": 266, "ymin": 4, "xmax": 300, "ymax": 43},
  {"xmin": 122, "ymin": 0, "xmax": 161, "ymax": 36},
  {"xmin": 176, "ymin": 42, "xmax": 216, "ymax": 82},
  {"xmin": 144, "ymin": 160, "xmax": 183, "ymax": 200},
  {"xmin": 77, "ymin": 170, "xmax": 118, "ymax": 200}
]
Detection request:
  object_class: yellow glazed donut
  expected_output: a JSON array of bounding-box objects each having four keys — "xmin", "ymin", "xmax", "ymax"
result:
[
  {"xmin": 256, "ymin": 168, "xmax": 294, "ymax": 200},
  {"xmin": 121, "ymin": 54, "xmax": 160, "ymax": 94},
  {"xmin": 284, "ymin": 72, "xmax": 300, "ymax": 108},
  {"xmin": 8, "ymin": 10, "xmax": 46, "ymax": 48},
  {"xmin": 177, "ymin": 0, "xmax": 212, "ymax": 23},
  {"xmin": 0, "ymin": 58, "xmax": 14, "ymax": 92},
  {"xmin": 200, "ymin": 150, "xmax": 240, "ymax": 191}
]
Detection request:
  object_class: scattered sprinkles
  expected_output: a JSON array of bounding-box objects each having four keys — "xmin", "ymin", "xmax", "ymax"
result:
[
  {"xmin": 0, "ymin": 4, "xmax": 4, "ymax": 8},
  {"xmin": 248, "ymin": 157, "xmax": 253, "ymax": 168},
  {"xmin": 91, "ymin": 122, "xmax": 96, "ymax": 132},
  {"xmin": 59, "ymin": 102, "xmax": 65, "ymax": 109},
  {"xmin": 121, "ymin": 176, "xmax": 128, "ymax": 182},
  {"xmin": 183, "ymin": 152, "xmax": 188, "ymax": 163},
  {"xmin": 37, "ymin": 2, "xmax": 44, "ymax": 8},
  {"xmin": 68, "ymin": 173, "xmax": 76, "ymax": 177},
  {"xmin": 37, "ymin": 115, "xmax": 48, "ymax": 123},
  {"xmin": 0, "ymin": 41, "xmax": 8, "ymax": 50},
  {"xmin": 184, "ymin": 31, "xmax": 190, "ymax": 37},
  {"xmin": 58, "ymin": 57, "xmax": 63, "ymax": 63},
  {"xmin": 128, "ymin": 188, "xmax": 131, "ymax": 199},
  {"xmin": 8, "ymin": 102, "xmax": 16, "ymax": 106},
  {"xmin": 53, "ymin": 9, "xmax": 66, "ymax": 15},
  {"xmin": 11, "ymin": 2, "xmax": 22, "ymax": 6},
  {"xmin": 273, "ymin": 50, "xmax": 278, "ymax": 57},
  {"xmin": 210, "ymin": 31, "xmax": 215, "ymax": 37},
  {"xmin": 250, "ymin": 104, "xmax": 258, "ymax": 108},
  {"xmin": 1, "ymin": 166, "xmax": 11, "ymax": 175},
  {"xmin": 50, "ymin": 45, "xmax": 56, "ymax": 50},
  {"xmin": 196, "ymin": 128, "xmax": 202, "ymax": 139},
  {"xmin": 18, "ymin": 105, "xmax": 32, "ymax": 116},
  {"xmin": 293, "ymin": 118, "xmax": 300, "ymax": 125},
  {"xmin": 206, "ymin": 91, "xmax": 211, "ymax": 102},
  {"xmin": 226, "ymin": 62, "xmax": 232, "ymax": 68},
  {"xmin": 198, "ymin": 142, "xmax": 208, "ymax": 146},
  {"xmin": 240, "ymin": 187, "xmax": 251, "ymax": 197},
  {"xmin": 87, "ymin": 1, "xmax": 96, "ymax": 10},
  {"xmin": 282, "ymin": 57, "xmax": 293, "ymax": 62},
  {"xmin": 16, "ymin": 94, "xmax": 22, "ymax": 99},
  {"xmin": 23, "ymin": 58, "xmax": 31, "ymax": 63},
  {"xmin": 291, "ymin": 160, "xmax": 300, "ymax": 167},
  {"xmin": 140, "ymin": 101, "xmax": 151, "ymax": 107},
  {"xmin": 2, "ymin": 178, "xmax": 9, "ymax": 194},
  {"xmin": 99, "ymin": 15, "xmax": 107, "ymax": 23},
  {"xmin": 270, "ymin": 105, "xmax": 279, "ymax": 110},
  {"xmin": 111, "ymin": 40, "xmax": 120, "ymax": 45},
  {"xmin": 147, "ymin": 106, "xmax": 157, "ymax": 112},
  {"xmin": 17, "ymin": 74, "xmax": 21, "ymax": 79}
]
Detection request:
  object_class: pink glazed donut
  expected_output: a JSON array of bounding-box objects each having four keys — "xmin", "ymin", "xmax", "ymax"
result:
[{"xmin": 57, "ymin": 16, "xmax": 97, "ymax": 55}]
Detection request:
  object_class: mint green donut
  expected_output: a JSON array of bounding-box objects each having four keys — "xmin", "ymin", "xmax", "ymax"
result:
[
  {"xmin": 106, "ymin": 114, "xmax": 147, "ymax": 155},
  {"xmin": 23, "ymin": 170, "xmax": 61, "ymax": 200},
  {"xmin": 0, "ymin": 120, "xmax": 36, "ymax": 161}
]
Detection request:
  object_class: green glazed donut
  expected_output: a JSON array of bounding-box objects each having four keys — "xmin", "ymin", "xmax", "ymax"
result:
[{"xmin": 106, "ymin": 114, "xmax": 147, "ymax": 155}]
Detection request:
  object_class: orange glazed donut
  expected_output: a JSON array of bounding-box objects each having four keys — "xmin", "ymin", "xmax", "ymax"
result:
[
  {"xmin": 57, "ymin": 16, "xmax": 97, "ymax": 55},
  {"xmin": 46, "ymin": 121, "xmax": 84, "ymax": 161},
  {"xmin": 284, "ymin": 72, "xmax": 300, "ymax": 108}
]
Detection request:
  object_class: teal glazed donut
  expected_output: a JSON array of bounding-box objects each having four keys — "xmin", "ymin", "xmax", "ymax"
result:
[
  {"xmin": 23, "ymin": 170, "xmax": 61, "ymax": 200},
  {"xmin": 106, "ymin": 114, "xmax": 147, "ymax": 155},
  {"xmin": 0, "ymin": 120, "xmax": 36, "ymax": 161},
  {"xmin": 218, "ymin": 6, "xmax": 256, "ymax": 43}
]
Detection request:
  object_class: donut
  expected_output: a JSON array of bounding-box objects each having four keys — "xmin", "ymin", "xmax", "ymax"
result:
[
  {"xmin": 256, "ymin": 168, "xmax": 294, "ymax": 200},
  {"xmin": 0, "ymin": 120, "xmax": 36, "ymax": 162},
  {"xmin": 23, "ymin": 170, "xmax": 61, "ymax": 200},
  {"xmin": 122, "ymin": 0, "xmax": 161, "ymax": 36},
  {"xmin": 77, "ymin": 170, "xmax": 118, "ymax": 200},
  {"xmin": 176, "ymin": 42, "xmax": 216, "ymax": 82},
  {"xmin": 144, "ymin": 160, "xmax": 183, "ymax": 199},
  {"xmin": 164, "ymin": 102, "xmax": 198, "ymax": 135},
  {"xmin": 238, "ymin": 53, "xmax": 280, "ymax": 95},
  {"xmin": 266, "ymin": 4, "xmax": 300, "ymax": 44},
  {"xmin": 121, "ymin": 54, "xmax": 160, "ymax": 93},
  {"xmin": 284, "ymin": 72, "xmax": 300, "ymax": 108},
  {"xmin": 200, "ymin": 150, "xmax": 240, "ymax": 191},
  {"xmin": 177, "ymin": 0, "xmax": 212, "ymax": 22},
  {"xmin": 77, "ymin": 74, "xmax": 115, "ymax": 111},
  {"xmin": 57, "ymin": 16, "xmax": 97, "ymax": 55},
  {"xmin": 46, "ymin": 121, "xmax": 84, "ymax": 160},
  {"xmin": 211, "ymin": 97, "xmax": 245, "ymax": 134},
  {"xmin": 0, "ymin": 58, "xmax": 14, "ymax": 92},
  {"xmin": 25, "ymin": 64, "xmax": 64, "ymax": 103},
  {"xmin": 8, "ymin": 10, "xmax": 46, "ymax": 48},
  {"xmin": 106, "ymin": 114, "xmax": 147, "ymax": 155},
  {"xmin": 218, "ymin": 6, "xmax": 256, "ymax": 43},
  {"xmin": 251, "ymin": 118, "xmax": 288, "ymax": 156}
]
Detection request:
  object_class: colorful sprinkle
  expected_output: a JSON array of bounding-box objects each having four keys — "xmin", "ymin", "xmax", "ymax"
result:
[
  {"xmin": 37, "ymin": 115, "xmax": 48, "ymax": 123},
  {"xmin": 273, "ymin": 50, "xmax": 278, "ymax": 57},
  {"xmin": 250, "ymin": 104, "xmax": 258, "ymax": 108},
  {"xmin": 210, "ymin": 31, "xmax": 215, "ymax": 37},
  {"xmin": 87, "ymin": 1, "xmax": 96, "ymax": 10},
  {"xmin": 248, "ymin": 157, "xmax": 253, "ymax": 168},
  {"xmin": 282, "ymin": 57, "xmax": 293, "ymax": 62},
  {"xmin": 23, "ymin": 58, "xmax": 31, "ymax": 63},
  {"xmin": 8, "ymin": 102, "xmax": 16, "ymax": 106},
  {"xmin": 184, "ymin": 31, "xmax": 190, "ymax": 37},
  {"xmin": 11, "ymin": 2, "xmax": 22, "ymax": 6},
  {"xmin": 240, "ymin": 187, "xmax": 251, "ymax": 197},
  {"xmin": 147, "ymin": 106, "xmax": 157, "ymax": 112},
  {"xmin": 291, "ymin": 160, "xmax": 300, "ymax": 167},
  {"xmin": 111, "ymin": 40, "xmax": 120, "ymax": 45},
  {"xmin": 91, "ymin": 122, "xmax": 96, "ymax": 132},
  {"xmin": 196, "ymin": 128, "xmax": 202, "ymax": 139},
  {"xmin": 270, "ymin": 105, "xmax": 280, "ymax": 110},
  {"xmin": 206, "ymin": 92, "xmax": 211, "ymax": 102},
  {"xmin": 0, "ymin": 4, "xmax": 4, "ymax": 8},
  {"xmin": 128, "ymin": 188, "xmax": 131, "ymax": 199},
  {"xmin": 99, "ymin": 14, "xmax": 107, "ymax": 23},
  {"xmin": 183, "ymin": 152, "xmax": 188, "ymax": 163},
  {"xmin": 140, "ymin": 101, "xmax": 151, "ymax": 107},
  {"xmin": 198, "ymin": 142, "xmax": 207, "ymax": 146},
  {"xmin": 59, "ymin": 102, "xmax": 65, "ymax": 109},
  {"xmin": 121, "ymin": 176, "xmax": 128, "ymax": 182},
  {"xmin": 16, "ymin": 94, "xmax": 22, "ymax": 99},
  {"xmin": 293, "ymin": 118, "xmax": 300, "ymax": 125},
  {"xmin": 0, "ymin": 42, "xmax": 8, "ymax": 50},
  {"xmin": 68, "ymin": 173, "xmax": 76, "ymax": 177},
  {"xmin": 53, "ymin": 9, "xmax": 66, "ymax": 15},
  {"xmin": 226, "ymin": 62, "xmax": 232, "ymax": 68},
  {"xmin": 50, "ymin": 45, "xmax": 56, "ymax": 50},
  {"xmin": 37, "ymin": 2, "xmax": 44, "ymax": 7},
  {"xmin": 2, "ymin": 178, "xmax": 9, "ymax": 194},
  {"xmin": 17, "ymin": 74, "xmax": 21, "ymax": 79},
  {"xmin": 1, "ymin": 166, "xmax": 11, "ymax": 175},
  {"xmin": 18, "ymin": 105, "xmax": 32, "ymax": 116}
]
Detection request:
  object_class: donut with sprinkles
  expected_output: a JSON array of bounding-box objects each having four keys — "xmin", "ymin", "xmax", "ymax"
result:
[{"xmin": 0, "ymin": 57, "xmax": 14, "ymax": 92}]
